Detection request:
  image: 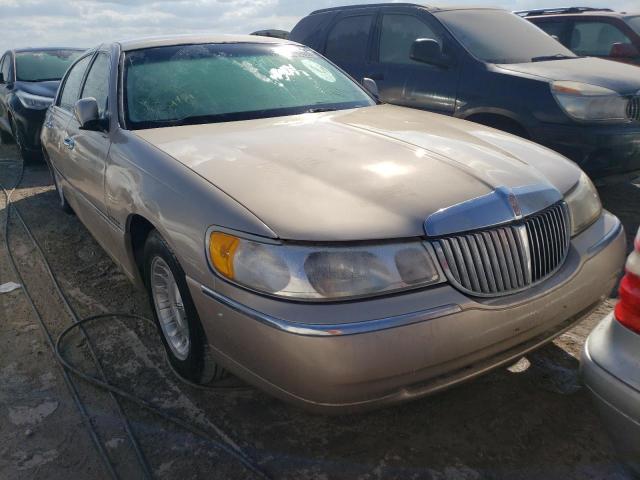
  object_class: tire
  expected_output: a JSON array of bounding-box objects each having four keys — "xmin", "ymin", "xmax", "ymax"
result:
[
  {"xmin": 10, "ymin": 116, "xmax": 42, "ymax": 164},
  {"xmin": 143, "ymin": 230, "xmax": 226, "ymax": 384},
  {"xmin": 0, "ymin": 127, "xmax": 13, "ymax": 144}
]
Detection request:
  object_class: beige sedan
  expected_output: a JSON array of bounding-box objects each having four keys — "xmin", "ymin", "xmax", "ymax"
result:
[{"xmin": 41, "ymin": 34, "xmax": 626, "ymax": 413}]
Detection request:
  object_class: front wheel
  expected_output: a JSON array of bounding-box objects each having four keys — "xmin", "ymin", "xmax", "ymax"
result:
[
  {"xmin": 143, "ymin": 230, "xmax": 226, "ymax": 384},
  {"xmin": 10, "ymin": 117, "xmax": 42, "ymax": 164}
]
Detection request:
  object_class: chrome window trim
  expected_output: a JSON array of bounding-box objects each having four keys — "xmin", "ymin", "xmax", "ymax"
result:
[{"xmin": 201, "ymin": 285, "xmax": 461, "ymax": 337}]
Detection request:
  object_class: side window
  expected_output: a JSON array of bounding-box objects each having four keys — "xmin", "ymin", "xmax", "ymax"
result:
[
  {"xmin": 81, "ymin": 53, "xmax": 110, "ymax": 117},
  {"xmin": 535, "ymin": 20, "xmax": 568, "ymax": 42},
  {"xmin": 380, "ymin": 14, "xmax": 443, "ymax": 65},
  {"xmin": 1, "ymin": 54, "xmax": 11, "ymax": 82},
  {"xmin": 59, "ymin": 56, "xmax": 92, "ymax": 111},
  {"xmin": 571, "ymin": 21, "xmax": 633, "ymax": 56},
  {"xmin": 325, "ymin": 15, "xmax": 374, "ymax": 63}
]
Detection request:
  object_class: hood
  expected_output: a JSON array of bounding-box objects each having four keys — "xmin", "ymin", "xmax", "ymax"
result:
[
  {"xmin": 134, "ymin": 104, "xmax": 581, "ymax": 241},
  {"xmin": 498, "ymin": 57, "xmax": 640, "ymax": 94},
  {"xmin": 15, "ymin": 80, "xmax": 59, "ymax": 98}
]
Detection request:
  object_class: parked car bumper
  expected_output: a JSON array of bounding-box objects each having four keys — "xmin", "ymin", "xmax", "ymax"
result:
[
  {"xmin": 532, "ymin": 122, "xmax": 640, "ymax": 179},
  {"xmin": 582, "ymin": 313, "xmax": 640, "ymax": 476},
  {"xmin": 187, "ymin": 212, "xmax": 625, "ymax": 413}
]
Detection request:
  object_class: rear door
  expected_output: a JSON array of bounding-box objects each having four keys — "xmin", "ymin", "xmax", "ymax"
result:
[
  {"xmin": 369, "ymin": 8, "xmax": 460, "ymax": 115},
  {"xmin": 64, "ymin": 51, "xmax": 111, "ymax": 215},
  {"xmin": 321, "ymin": 11, "xmax": 376, "ymax": 85}
]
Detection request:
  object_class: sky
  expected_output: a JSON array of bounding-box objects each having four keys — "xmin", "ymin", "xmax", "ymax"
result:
[{"xmin": 0, "ymin": 0, "xmax": 637, "ymax": 54}]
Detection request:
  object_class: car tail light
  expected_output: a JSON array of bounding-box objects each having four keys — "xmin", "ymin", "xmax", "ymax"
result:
[{"xmin": 615, "ymin": 229, "xmax": 640, "ymax": 334}]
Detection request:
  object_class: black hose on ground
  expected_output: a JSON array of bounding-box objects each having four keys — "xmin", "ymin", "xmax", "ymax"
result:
[{"xmin": 0, "ymin": 160, "xmax": 271, "ymax": 480}]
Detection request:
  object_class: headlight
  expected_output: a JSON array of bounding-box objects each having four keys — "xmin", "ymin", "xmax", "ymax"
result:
[
  {"xmin": 551, "ymin": 81, "xmax": 629, "ymax": 122},
  {"xmin": 565, "ymin": 172, "xmax": 602, "ymax": 236},
  {"xmin": 16, "ymin": 91, "xmax": 53, "ymax": 110},
  {"xmin": 208, "ymin": 231, "xmax": 443, "ymax": 300}
]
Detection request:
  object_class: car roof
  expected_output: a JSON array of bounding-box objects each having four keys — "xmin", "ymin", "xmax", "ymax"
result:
[
  {"xmin": 516, "ymin": 7, "xmax": 635, "ymax": 19},
  {"xmin": 9, "ymin": 47, "xmax": 86, "ymax": 54},
  {"xmin": 309, "ymin": 3, "xmax": 504, "ymax": 15},
  {"xmin": 116, "ymin": 34, "xmax": 294, "ymax": 52}
]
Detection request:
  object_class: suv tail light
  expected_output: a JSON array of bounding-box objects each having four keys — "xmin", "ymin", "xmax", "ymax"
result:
[{"xmin": 615, "ymin": 229, "xmax": 640, "ymax": 334}]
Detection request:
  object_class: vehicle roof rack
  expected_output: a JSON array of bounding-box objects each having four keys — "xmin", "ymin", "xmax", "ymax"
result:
[
  {"xmin": 515, "ymin": 7, "xmax": 614, "ymax": 17},
  {"xmin": 310, "ymin": 3, "xmax": 430, "ymax": 15}
]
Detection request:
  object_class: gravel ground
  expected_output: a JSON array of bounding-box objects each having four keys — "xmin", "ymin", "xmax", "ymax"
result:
[{"xmin": 1, "ymin": 140, "xmax": 639, "ymax": 480}]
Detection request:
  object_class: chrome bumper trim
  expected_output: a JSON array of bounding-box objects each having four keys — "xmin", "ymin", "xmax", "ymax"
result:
[
  {"xmin": 200, "ymin": 286, "xmax": 461, "ymax": 337},
  {"xmin": 587, "ymin": 218, "xmax": 624, "ymax": 258}
]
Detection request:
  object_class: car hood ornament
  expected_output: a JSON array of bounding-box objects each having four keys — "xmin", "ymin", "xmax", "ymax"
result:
[{"xmin": 424, "ymin": 184, "xmax": 562, "ymax": 237}]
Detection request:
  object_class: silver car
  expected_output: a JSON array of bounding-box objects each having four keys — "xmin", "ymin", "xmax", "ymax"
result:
[
  {"xmin": 41, "ymin": 34, "xmax": 626, "ymax": 413},
  {"xmin": 582, "ymin": 227, "xmax": 640, "ymax": 476}
]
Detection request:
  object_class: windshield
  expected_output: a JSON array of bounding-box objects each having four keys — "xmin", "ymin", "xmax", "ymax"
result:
[
  {"xmin": 15, "ymin": 50, "xmax": 83, "ymax": 82},
  {"xmin": 627, "ymin": 16, "xmax": 640, "ymax": 35},
  {"xmin": 124, "ymin": 43, "xmax": 375, "ymax": 129},
  {"xmin": 435, "ymin": 9, "xmax": 578, "ymax": 64}
]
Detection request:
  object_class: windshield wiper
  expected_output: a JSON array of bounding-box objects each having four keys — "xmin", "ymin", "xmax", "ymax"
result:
[
  {"xmin": 305, "ymin": 107, "xmax": 339, "ymax": 113},
  {"xmin": 531, "ymin": 54, "xmax": 579, "ymax": 62}
]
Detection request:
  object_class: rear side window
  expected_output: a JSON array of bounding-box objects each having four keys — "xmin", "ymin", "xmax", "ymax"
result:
[
  {"xmin": 380, "ymin": 14, "xmax": 442, "ymax": 64},
  {"xmin": 571, "ymin": 21, "xmax": 633, "ymax": 56},
  {"xmin": 81, "ymin": 53, "xmax": 110, "ymax": 117},
  {"xmin": 535, "ymin": 20, "xmax": 568, "ymax": 41},
  {"xmin": 59, "ymin": 56, "xmax": 92, "ymax": 111},
  {"xmin": 325, "ymin": 15, "xmax": 374, "ymax": 63}
]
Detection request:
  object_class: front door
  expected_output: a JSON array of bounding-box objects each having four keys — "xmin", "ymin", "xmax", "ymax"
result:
[
  {"xmin": 369, "ymin": 9, "xmax": 461, "ymax": 115},
  {"xmin": 322, "ymin": 12, "xmax": 376, "ymax": 87},
  {"xmin": 64, "ymin": 52, "xmax": 111, "ymax": 215}
]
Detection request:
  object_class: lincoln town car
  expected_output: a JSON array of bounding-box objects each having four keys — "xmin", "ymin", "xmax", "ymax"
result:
[{"xmin": 41, "ymin": 35, "xmax": 626, "ymax": 412}]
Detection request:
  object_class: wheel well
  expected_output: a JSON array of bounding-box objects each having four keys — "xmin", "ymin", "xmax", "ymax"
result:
[
  {"xmin": 129, "ymin": 215, "xmax": 156, "ymax": 274},
  {"xmin": 466, "ymin": 113, "xmax": 530, "ymax": 140}
]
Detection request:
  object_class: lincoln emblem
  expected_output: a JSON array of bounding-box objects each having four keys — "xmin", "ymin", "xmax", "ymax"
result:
[{"xmin": 508, "ymin": 193, "xmax": 522, "ymax": 218}]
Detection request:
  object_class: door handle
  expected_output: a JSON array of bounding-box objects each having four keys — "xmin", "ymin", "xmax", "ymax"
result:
[{"xmin": 63, "ymin": 137, "xmax": 75, "ymax": 150}]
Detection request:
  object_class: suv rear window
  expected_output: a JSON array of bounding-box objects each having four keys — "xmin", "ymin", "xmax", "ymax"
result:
[{"xmin": 627, "ymin": 16, "xmax": 640, "ymax": 35}]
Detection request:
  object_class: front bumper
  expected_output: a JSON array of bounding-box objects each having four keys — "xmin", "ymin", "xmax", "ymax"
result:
[
  {"xmin": 11, "ymin": 100, "xmax": 48, "ymax": 151},
  {"xmin": 531, "ymin": 122, "xmax": 640, "ymax": 179},
  {"xmin": 582, "ymin": 314, "xmax": 640, "ymax": 476},
  {"xmin": 188, "ymin": 212, "xmax": 625, "ymax": 413}
]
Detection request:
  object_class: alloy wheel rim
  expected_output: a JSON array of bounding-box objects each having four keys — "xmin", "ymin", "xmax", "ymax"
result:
[{"xmin": 150, "ymin": 256, "xmax": 190, "ymax": 360}]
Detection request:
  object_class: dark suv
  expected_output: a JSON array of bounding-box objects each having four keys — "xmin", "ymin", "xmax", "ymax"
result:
[
  {"xmin": 519, "ymin": 7, "xmax": 640, "ymax": 65},
  {"xmin": 290, "ymin": 4, "xmax": 640, "ymax": 179},
  {"xmin": 0, "ymin": 48, "xmax": 83, "ymax": 162}
]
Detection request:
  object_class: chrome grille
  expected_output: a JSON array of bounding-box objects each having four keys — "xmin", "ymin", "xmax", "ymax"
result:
[
  {"xmin": 627, "ymin": 96, "xmax": 640, "ymax": 122},
  {"xmin": 434, "ymin": 203, "xmax": 570, "ymax": 297}
]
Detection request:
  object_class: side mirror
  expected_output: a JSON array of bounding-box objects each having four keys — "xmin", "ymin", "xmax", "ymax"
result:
[
  {"xmin": 410, "ymin": 38, "xmax": 449, "ymax": 68},
  {"xmin": 610, "ymin": 42, "xmax": 639, "ymax": 59},
  {"xmin": 362, "ymin": 77, "xmax": 379, "ymax": 99},
  {"xmin": 74, "ymin": 97, "xmax": 104, "ymax": 131}
]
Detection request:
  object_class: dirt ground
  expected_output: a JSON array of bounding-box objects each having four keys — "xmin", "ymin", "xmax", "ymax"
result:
[{"xmin": 1, "ymin": 140, "xmax": 639, "ymax": 480}]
